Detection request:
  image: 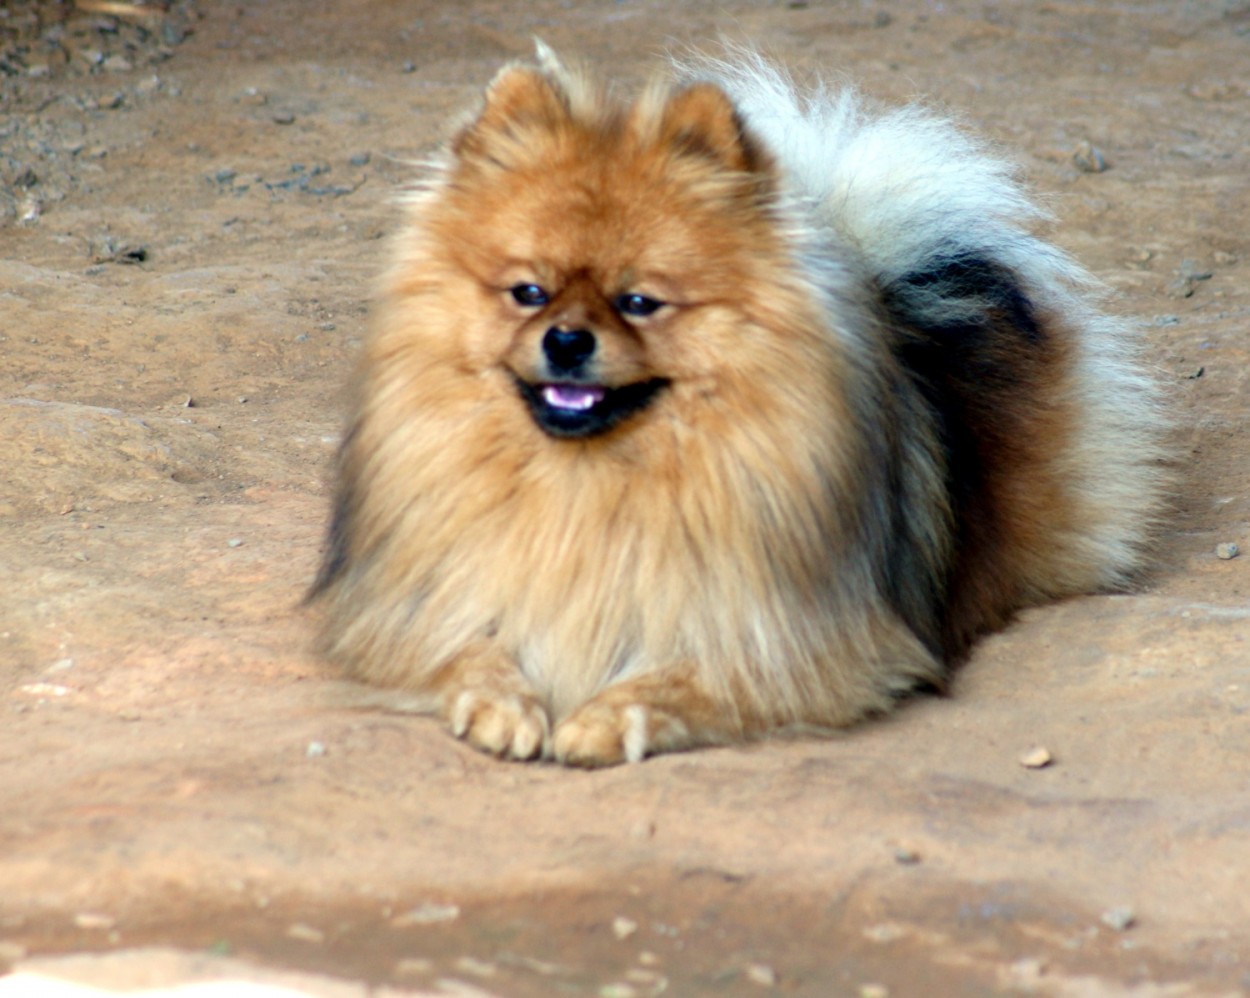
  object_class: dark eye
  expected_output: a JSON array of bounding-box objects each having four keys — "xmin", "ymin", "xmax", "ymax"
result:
[
  {"xmin": 615, "ymin": 293, "xmax": 664, "ymax": 318},
  {"xmin": 510, "ymin": 284, "xmax": 549, "ymax": 307}
]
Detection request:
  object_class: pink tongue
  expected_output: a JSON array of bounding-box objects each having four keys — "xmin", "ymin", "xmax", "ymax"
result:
[{"xmin": 543, "ymin": 384, "xmax": 604, "ymax": 411}]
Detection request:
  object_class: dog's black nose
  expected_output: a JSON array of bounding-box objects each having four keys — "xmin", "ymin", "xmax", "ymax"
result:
[{"xmin": 542, "ymin": 327, "xmax": 596, "ymax": 372}]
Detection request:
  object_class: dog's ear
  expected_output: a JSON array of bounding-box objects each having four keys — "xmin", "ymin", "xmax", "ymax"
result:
[
  {"xmin": 655, "ymin": 83, "xmax": 765, "ymax": 173},
  {"xmin": 453, "ymin": 65, "xmax": 570, "ymax": 161},
  {"xmin": 482, "ymin": 65, "xmax": 570, "ymax": 132}
]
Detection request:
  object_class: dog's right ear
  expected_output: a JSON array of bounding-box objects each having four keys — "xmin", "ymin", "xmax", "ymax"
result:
[{"xmin": 452, "ymin": 65, "xmax": 571, "ymax": 162}]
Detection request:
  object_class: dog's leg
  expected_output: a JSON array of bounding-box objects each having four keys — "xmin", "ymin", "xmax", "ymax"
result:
[
  {"xmin": 429, "ymin": 643, "xmax": 551, "ymax": 761},
  {"xmin": 552, "ymin": 667, "xmax": 742, "ymax": 767}
]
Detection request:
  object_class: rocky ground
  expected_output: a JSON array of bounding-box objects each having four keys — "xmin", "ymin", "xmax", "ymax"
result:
[{"xmin": 1, "ymin": 1, "xmax": 1248, "ymax": 995}]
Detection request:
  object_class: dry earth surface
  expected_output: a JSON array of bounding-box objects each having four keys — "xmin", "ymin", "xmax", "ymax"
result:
[{"xmin": 1, "ymin": 1, "xmax": 1249, "ymax": 995}]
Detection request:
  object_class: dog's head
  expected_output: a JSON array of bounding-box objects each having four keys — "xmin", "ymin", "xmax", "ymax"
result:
[{"xmin": 397, "ymin": 51, "xmax": 802, "ymax": 443}]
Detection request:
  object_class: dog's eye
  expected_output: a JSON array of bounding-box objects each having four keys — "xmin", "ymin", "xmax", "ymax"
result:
[
  {"xmin": 615, "ymin": 293, "xmax": 664, "ymax": 318},
  {"xmin": 510, "ymin": 284, "xmax": 549, "ymax": 307}
]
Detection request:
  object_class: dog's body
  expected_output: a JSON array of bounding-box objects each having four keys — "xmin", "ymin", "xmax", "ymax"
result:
[{"xmin": 312, "ymin": 50, "xmax": 1164, "ymax": 766}]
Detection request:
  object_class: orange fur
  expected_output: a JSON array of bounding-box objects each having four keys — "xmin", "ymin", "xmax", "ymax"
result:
[{"xmin": 311, "ymin": 52, "xmax": 1164, "ymax": 766}]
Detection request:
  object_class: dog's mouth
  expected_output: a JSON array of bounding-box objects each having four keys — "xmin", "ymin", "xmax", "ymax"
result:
[{"xmin": 514, "ymin": 377, "xmax": 670, "ymax": 439}]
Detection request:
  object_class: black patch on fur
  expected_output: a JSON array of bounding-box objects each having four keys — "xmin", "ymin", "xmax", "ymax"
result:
[
  {"xmin": 308, "ymin": 492, "xmax": 350, "ymax": 599},
  {"xmin": 895, "ymin": 250, "xmax": 1043, "ymax": 345},
  {"xmin": 514, "ymin": 376, "xmax": 670, "ymax": 439},
  {"xmin": 871, "ymin": 382, "xmax": 949, "ymax": 660},
  {"xmin": 307, "ymin": 427, "xmax": 357, "ymax": 601},
  {"xmin": 880, "ymin": 248, "xmax": 1047, "ymax": 660}
]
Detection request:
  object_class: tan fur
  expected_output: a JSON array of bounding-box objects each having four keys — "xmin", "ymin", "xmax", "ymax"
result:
[{"xmin": 312, "ymin": 52, "xmax": 1164, "ymax": 766}]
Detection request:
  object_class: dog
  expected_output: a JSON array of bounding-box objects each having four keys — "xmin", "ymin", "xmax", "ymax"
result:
[{"xmin": 311, "ymin": 47, "xmax": 1165, "ymax": 766}]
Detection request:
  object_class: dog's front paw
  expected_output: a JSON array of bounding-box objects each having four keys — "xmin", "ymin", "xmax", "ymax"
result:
[
  {"xmin": 430, "ymin": 645, "xmax": 551, "ymax": 761},
  {"xmin": 553, "ymin": 694, "xmax": 700, "ymax": 767},
  {"xmin": 553, "ymin": 702, "xmax": 653, "ymax": 767},
  {"xmin": 449, "ymin": 686, "xmax": 550, "ymax": 761}
]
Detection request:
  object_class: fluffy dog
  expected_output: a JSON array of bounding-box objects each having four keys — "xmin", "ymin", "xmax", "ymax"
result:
[{"xmin": 311, "ymin": 48, "xmax": 1164, "ymax": 766}]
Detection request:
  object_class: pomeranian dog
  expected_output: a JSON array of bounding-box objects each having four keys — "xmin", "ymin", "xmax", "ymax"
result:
[{"xmin": 312, "ymin": 47, "xmax": 1164, "ymax": 766}]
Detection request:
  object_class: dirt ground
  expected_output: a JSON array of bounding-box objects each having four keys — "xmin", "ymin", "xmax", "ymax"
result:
[{"xmin": 1, "ymin": 0, "xmax": 1248, "ymax": 995}]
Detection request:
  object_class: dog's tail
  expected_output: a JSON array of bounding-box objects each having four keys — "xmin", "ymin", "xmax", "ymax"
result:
[{"xmin": 674, "ymin": 49, "xmax": 1063, "ymax": 302}]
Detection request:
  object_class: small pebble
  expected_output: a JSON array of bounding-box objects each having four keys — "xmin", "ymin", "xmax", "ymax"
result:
[
  {"xmin": 18, "ymin": 196, "xmax": 42, "ymax": 225},
  {"xmin": 501, "ymin": 954, "xmax": 565, "ymax": 976},
  {"xmin": 1179, "ymin": 258, "xmax": 1213, "ymax": 281},
  {"xmin": 227, "ymin": 538, "xmax": 244, "ymax": 548},
  {"xmin": 600, "ymin": 985, "xmax": 637, "ymax": 998},
  {"xmin": 1007, "ymin": 957, "xmax": 1047, "ymax": 985},
  {"xmin": 858, "ymin": 985, "xmax": 889, "ymax": 998},
  {"xmin": 393, "ymin": 958, "xmax": 434, "ymax": 977},
  {"xmin": 1072, "ymin": 140, "xmax": 1107, "ymax": 173},
  {"xmin": 349, "ymin": 152, "xmax": 371, "ymax": 167},
  {"xmin": 612, "ymin": 916, "xmax": 638, "ymax": 941},
  {"xmin": 272, "ymin": 111, "xmax": 296, "ymax": 125},
  {"xmin": 286, "ymin": 922, "xmax": 324, "ymax": 943},
  {"xmin": 20, "ymin": 683, "xmax": 71, "ymax": 698},
  {"xmin": 893, "ymin": 847, "xmax": 921, "ymax": 865},
  {"xmin": 162, "ymin": 20, "xmax": 188, "ymax": 46},
  {"xmin": 401, "ymin": 60, "xmax": 417, "ymax": 73},
  {"xmin": 746, "ymin": 963, "xmax": 778, "ymax": 986},
  {"xmin": 630, "ymin": 819, "xmax": 655, "ymax": 840},
  {"xmin": 1166, "ymin": 276, "xmax": 1196, "ymax": 299},
  {"xmin": 1100, "ymin": 905, "xmax": 1136, "ymax": 932},
  {"xmin": 1019, "ymin": 746, "xmax": 1053, "ymax": 769},
  {"xmin": 390, "ymin": 902, "xmax": 459, "ymax": 926},
  {"xmin": 1216, "ymin": 542, "xmax": 1239, "ymax": 560},
  {"xmin": 455, "ymin": 957, "xmax": 496, "ymax": 978},
  {"xmin": 306, "ymin": 741, "xmax": 327, "ymax": 758}
]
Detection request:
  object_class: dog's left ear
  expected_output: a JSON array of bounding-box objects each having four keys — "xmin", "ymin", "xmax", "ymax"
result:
[{"xmin": 656, "ymin": 83, "xmax": 765, "ymax": 173}]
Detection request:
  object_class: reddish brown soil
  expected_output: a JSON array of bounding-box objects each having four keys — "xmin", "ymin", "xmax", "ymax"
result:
[{"xmin": 2, "ymin": 1, "xmax": 1248, "ymax": 995}]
